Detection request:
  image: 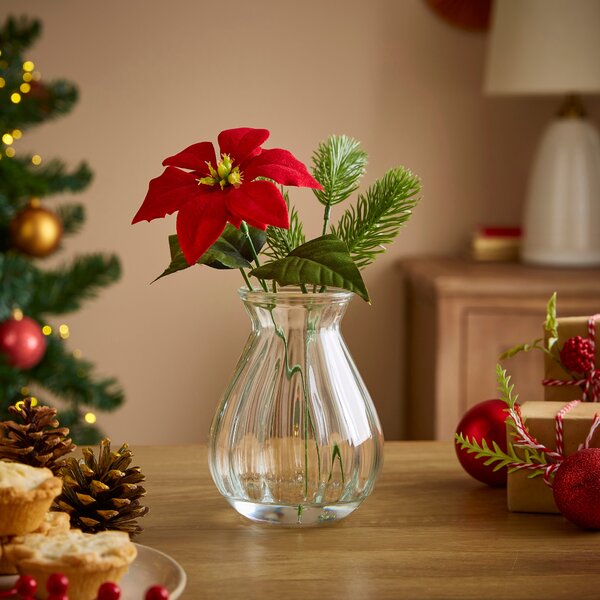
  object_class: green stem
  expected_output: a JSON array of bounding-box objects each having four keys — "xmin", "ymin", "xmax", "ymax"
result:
[
  {"xmin": 321, "ymin": 204, "xmax": 332, "ymax": 236},
  {"xmin": 268, "ymin": 309, "xmax": 321, "ymax": 501},
  {"xmin": 240, "ymin": 221, "xmax": 268, "ymax": 292},
  {"xmin": 239, "ymin": 269, "xmax": 253, "ymax": 291}
]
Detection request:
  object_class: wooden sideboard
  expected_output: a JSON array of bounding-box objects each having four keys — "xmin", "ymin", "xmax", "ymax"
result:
[{"xmin": 400, "ymin": 257, "xmax": 600, "ymax": 440}]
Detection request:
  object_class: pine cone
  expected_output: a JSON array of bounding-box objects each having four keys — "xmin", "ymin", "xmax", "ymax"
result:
[
  {"xmin": 0, "ymin": 398, "xmax": 76, "ymax": 474},
  {"xmin": 560, "ymin": 336, "xmax": 595, "ymax": 374},
  {"xmin": 54, "ymin": 438, "xmax": 149, "ymax": 537}
]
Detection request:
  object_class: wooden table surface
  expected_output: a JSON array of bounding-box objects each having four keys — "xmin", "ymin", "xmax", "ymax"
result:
[{"xmin": 137, "ymin": 441, "xmax": 599, "ymax": 600}]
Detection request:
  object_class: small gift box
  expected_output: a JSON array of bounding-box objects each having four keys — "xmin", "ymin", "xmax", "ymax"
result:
[
  {"xmin": 507, "ymin": 400, "xmax": 600, "ymax": 513},
  {"xmin": 543, "ymin": 315, "xmax": 600, "ymax": 403}
]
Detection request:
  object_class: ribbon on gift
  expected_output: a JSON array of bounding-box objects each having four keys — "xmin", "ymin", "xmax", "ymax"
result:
[
  {"xmin": 506, "ymin": 400, "xmax": 600, "ymax": 486},
  {"xmin": 542, "ymin": 314, "xmax": 600, "ymax": 402}
]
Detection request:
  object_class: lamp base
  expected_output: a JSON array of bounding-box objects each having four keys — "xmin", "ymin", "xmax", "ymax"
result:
[{"xmin": 522, "ymin": 116, "xmax": 600, "ymax": 267}]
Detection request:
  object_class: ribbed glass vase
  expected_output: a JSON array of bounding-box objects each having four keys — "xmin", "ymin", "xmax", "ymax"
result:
[{"xmin": 208, "ymin": 287, "xmax": 384, "ymax": 526}]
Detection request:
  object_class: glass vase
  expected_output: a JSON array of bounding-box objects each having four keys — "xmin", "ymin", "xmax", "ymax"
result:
[{"xmin": 208, "ymin": 287, "xmax": 384, "ymax": 526}]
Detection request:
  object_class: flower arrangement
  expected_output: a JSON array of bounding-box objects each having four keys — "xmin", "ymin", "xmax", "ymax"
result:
[
  {"xmin": 132, "ymin": 127, "xmax": 422, "ymax": 525},
  {"xmin": 132, "ymin": 127, "xmax": 421, "ymax": 299}
]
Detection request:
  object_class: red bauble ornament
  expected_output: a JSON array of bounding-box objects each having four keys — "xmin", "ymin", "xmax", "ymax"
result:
[
  {"xmin": 145, "ymin": 585, "xmax": 170, "ymax": 600},
  {"xmin": 553, "ymin": 448, "xmax": 600, "ymax": 529},
  {"xmin": 0, "ymin": 316, "xmax": 46, "ymax": 369},
  {"xmin": 455, "ymin": 399, "xmax": 508, "ymax": 487}
]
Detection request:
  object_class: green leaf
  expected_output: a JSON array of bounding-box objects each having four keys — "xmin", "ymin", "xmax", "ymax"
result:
[
  {"xmin": 332, "ymin": 167, "xmax": 421, "ymax": 269},
  {"xmin": 155, "ymin": 224, "xmax": 266, "ymax": 280},
  {"xmin": 311, "ymin": 135, "xmax": 368, "ymax": 207},
  {"xmin": 249, "ymin": 234, "xmax": 370, "ymax": 302},
  {"xmin": 545, "ymin": 292, "xmax": 559, "ymax": 351}
]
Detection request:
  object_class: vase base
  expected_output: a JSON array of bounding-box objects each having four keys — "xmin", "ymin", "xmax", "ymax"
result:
[{"xmin": 227, "ymin": 498, "xmax": 361, "ymax": 527}]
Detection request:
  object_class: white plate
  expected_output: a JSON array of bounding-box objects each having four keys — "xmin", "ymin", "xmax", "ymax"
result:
[{"xmin": 0, "ymin": 543, "xmax": 186, "ymax": 599}]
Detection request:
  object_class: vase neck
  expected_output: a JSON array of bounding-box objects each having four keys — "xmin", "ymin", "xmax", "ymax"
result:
[{"xmin": 239, "ymin": 288, "xmax": 353, "ymax": 332}]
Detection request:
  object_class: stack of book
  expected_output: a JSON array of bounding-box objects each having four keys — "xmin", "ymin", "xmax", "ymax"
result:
[{"xmin": 470, "ymin": 226, "xmax": 521, "ymax": 262}]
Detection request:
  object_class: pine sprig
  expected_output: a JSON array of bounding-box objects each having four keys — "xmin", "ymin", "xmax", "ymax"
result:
[
  {"xmin": 499, "ymin": 293, "xmax": 559, "ymax": 361},
  {"xmin": 265, "ymin": 192, "xmax": 305, "ymax": 260},
  {"xmin": 311, "ymin": 135, "xmax": 368, "ymax": 209},
  {"xmin": 28, "ymin": 253, "xmax": 121, "ymax": 316},
  {"xmin": 29, "ymin": 336, "xmax": 124, "ymax": 414},
  {"xmin": 454, "ymin": 433, "xmax": 547, "ymax": 477},
  {"xmin": 57, "ymin": 203, "xmax": 86, "ymax": 236},
  {"xmin": 496, "ymin": 364, "xmax": 518, "ymax": 409},
  {"xmin": 332, "ymin": 167, "xmax": 421, "ymax": 269}
]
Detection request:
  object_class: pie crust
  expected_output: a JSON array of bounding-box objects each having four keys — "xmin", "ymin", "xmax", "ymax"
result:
[{"xmin": 5, "ymin": 530, "xmax": 137, "ymax": 600}]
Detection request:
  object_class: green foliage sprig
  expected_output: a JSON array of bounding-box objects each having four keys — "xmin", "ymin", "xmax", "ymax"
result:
[
  {"xmin": 332, "ymin": 167, "xmax": 421, "ymax": 270},
  {"xmin": 159, "ymin": 134, "xmax": 422, "ymax": 302},
  {"xmin": 454, "ymin": 365, "xmax": 550, "ymax": 479}
]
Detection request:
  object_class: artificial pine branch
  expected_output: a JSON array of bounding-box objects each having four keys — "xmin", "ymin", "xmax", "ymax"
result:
[
  {"xmin": 311, "ymin": 135, "xmax": 368, "ymax": 209},
  {"xmin": 265, "ymin": 192, "xmax": 305, "ymax": 261},
  {"xmin": 0, "ymin": 159, "xmax": 92, "ymax": 208},
  {"xmin": 56, "ymin": 203, "xmax": 86, "ymax": 236},
  {"xmin": 28, "ymin": 253, "xmax": 121, "ymax": 316},
  {"xmin": 0, "ymin": 16, "xmax": 41, "ymax": 56},
  {"xmin": 0, "ymin": 254, "xmax": 35, "ymax": 319},
  {"xmin": 27, "ymin": 336, "xmax": 124, "ymax": 437},
  {"xmin": 332, "ymin": 167, "xmax": 421, "ymax": 269}
]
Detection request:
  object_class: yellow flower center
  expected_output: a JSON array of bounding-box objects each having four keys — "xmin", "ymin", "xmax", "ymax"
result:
[{"xmin": 198, "ymin": 154, "xmax": 243, "ymax": 190}]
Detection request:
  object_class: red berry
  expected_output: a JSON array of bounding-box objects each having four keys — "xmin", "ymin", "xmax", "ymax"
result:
[
  {"xmin": 15, "ymin": 575, "xmax": 37, "ymax": 597},
  {"xmin": 46, "ymin": 573, "xmax": 69, "ymax": 594},
  {"xmin": 560, "ymin": 336, "xmax": 595, "ymax": 374},
  {"xmin": 97, "ymin": 582, "xmax": 121, "ymax": 600},
  {"xmin": 145, "ymin": 585, "xmax": 170, "ymax": 600}
]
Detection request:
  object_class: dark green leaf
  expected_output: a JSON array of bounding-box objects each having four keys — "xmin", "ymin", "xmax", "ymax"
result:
[
  {"xmin": 156, "ymin": 224, "xmax": 266, "ymax": 280},
  {"xmin": 249, "ymin": 234, "xmax": 370, "ymax": 302}
]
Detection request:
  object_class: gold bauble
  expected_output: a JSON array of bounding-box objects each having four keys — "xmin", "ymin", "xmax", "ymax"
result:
[{"xmin": 10, "ymin": 203, "xmax": 63, "ymax": 258}]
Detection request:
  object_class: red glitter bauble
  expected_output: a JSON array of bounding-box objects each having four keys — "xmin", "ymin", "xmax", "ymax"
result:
[
  {"xmin": 455, "ymin": 399, "xmax": 508, "ymax": 487},
  {"xmin": 0, "ymin": 316, "xmax": 46, "ymax": 369},
  {"xmin": 553, "ymin": 448, "xmax": 600, "ymax": 529},
  {"xmin": 97, "ymin": 582, "xmax": 121, "ymax": 600},
  {"xmin": 145, "ymin": 585, "xmax": 170, "ymax": 600}
]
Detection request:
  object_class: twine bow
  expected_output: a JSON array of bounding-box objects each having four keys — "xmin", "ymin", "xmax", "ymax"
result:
[
  {"xmin": 507, "ymin": 400, "xmax": 600, "ymax": 486},
  {"xmin": 542, "ymin": 314, "xmax": 600, "ymax": 402}
]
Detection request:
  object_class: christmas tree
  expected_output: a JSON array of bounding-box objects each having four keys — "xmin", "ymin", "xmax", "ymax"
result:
[{"xmin": 0, "ymin": 16, "xmax": 123, "ymax": 443}]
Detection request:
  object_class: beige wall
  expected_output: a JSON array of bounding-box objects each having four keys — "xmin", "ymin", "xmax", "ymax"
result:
[{"xmin": 4, "ymin": 0, "xmax": 599, "ymax": 443}]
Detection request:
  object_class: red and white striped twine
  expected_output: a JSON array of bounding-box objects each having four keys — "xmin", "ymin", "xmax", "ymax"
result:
[{"xmin": 509, "ymin": 399, "xmax": 600, "ymax": 487}]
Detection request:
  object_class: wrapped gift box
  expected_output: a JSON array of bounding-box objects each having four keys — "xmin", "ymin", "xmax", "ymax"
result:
[
  {"xmin": 544, "ymin": 316, "xmax": 600, "ymax": 402},
  {"xmin": 507, "ymin": 400, "xmax": 600, "ymax": 513}
]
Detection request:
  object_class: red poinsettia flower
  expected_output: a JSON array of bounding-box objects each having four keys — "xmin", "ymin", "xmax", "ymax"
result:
[{"xmin": 132, "ymin": 127, "xmax": 322, "ymax": 265}]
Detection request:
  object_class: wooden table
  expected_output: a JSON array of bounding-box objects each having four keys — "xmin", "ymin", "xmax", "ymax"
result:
[{"xmin": 137, "ymin": 442, "xmax": 599, "ymax": 600}]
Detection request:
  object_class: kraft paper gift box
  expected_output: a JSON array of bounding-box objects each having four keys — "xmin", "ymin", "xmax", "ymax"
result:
[
  {"xmin": 544, "ymin": 316, "xmax": 600, "ymax": 403},
  {"xmin": 507, "ymin": 401, "xmax": 600, "ymax": 514}
]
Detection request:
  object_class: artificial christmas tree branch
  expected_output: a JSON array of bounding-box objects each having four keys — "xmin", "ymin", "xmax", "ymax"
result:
[
  {"xmin": 0, "ymin": 15, "xmax": 123, "ymax": 442},
  {"xmin": 29, "ymin": 254, "xmax": 121, "ymax": 316}
]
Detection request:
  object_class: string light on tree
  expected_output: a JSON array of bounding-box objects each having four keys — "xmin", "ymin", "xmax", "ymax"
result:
[{"xmin": 84, "ymin": 412, "xmax": 97, "ymax": 424}]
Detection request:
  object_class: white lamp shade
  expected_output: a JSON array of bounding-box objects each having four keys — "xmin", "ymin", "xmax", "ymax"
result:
[{"xmin": 485, "ymin": 0, "xmax": 600, "ymax": 95}]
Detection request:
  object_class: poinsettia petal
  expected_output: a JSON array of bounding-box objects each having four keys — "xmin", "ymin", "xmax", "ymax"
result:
[
  {"xmin": 218, "ymin": 128, "xmax": 270, "ymax": 165},
  {"xmin": 132, "ymin": 167, "xmax": 201, "ymax": 224},
  {"xmin": 176, "ymin": 193, "xmax": 228, "ymax": 264},
  {"xmin": 244, "ymin": 148, "xmax": 322, "ymax": 189},
  {"xmin": 225, "ymin": 180, "xmax": 289, "ymax": 229},
  {"xmin": 162, "ymin": 142, "xmax": 216, "ymax": 174}
]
